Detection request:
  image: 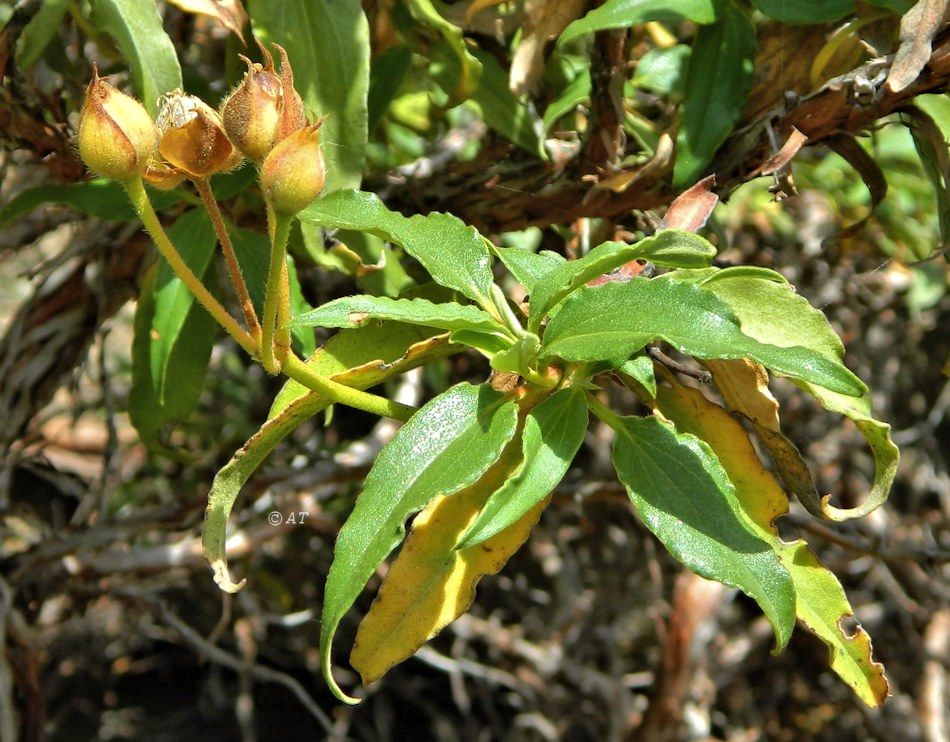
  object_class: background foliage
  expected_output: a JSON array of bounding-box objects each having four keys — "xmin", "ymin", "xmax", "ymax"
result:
[{"xmin": 1, "ymin": 0, "xmax": 949, "ymax": 740}]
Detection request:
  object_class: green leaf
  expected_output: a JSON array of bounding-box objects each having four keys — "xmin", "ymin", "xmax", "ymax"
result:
[
  {"xmin": 0, "ymin": 180, "xmax": 180, "ymax": 225},
  {"xmin": 539, "ymin": 278, "xmax": 867, "ymax": 397},
  {"xmin": 696, "ymin": 269, "xmax": 845, "ymax": 360},
  {"xmin": 368, "ymin": 44, "xmax": 412, "ymax": 132},
  {"xmin": 750, "ymin": 0, "xmax": 854, "ymax": 23},
  {"xmin": 489, "ymin": 333, "xmax": 541, "ymax": 375},
  {"xmin": 458, "ymin": 387, "xmax": 588, "ymax": 548},
  {"xmin": 207, "ymin": 324, "xmax": 461, "ymax": 593},
  {"xmin": 321, "ymin": 382, "xmax": 519, "ymax": 702},
  {"xmin": 468, "ymin": 47, "xmax": 544, "ymax": 157},
  {"xmin": 527, "ymin": 232, "xmax": 718, "ymax": 332},
  {"xmin": 89, "ymin": 0, "xmax": 182, "ymax": 116},
  {"xmin": 865, "ymin": 0, "xmax": 914, "ymax": 10},
  {"xmin": 300, "ymin": 189, "xmax": 497, "ymax": 311},
  {"xmin": 691, "ymin": 269, "xmax": 898, "ymax": 521},
  {"xmin": 407, "ymin": 0, "xmax": 482, "ymax": 104},
  {"xmin": 796, "ymin": 385, "xmax": 898, "ymax": 521},
  {"xmin": 619, "ymin": 353, "xmax": 658, "ymax": 397},
  {"xmin": 542, "ymin": 61, "xmax": 591, "ymax": 133},
  {"xmin": 290, "ymin": 295, "xmax": 503, "ymax": 334},
  {"xmin": 559, "ymin": 0, "xmax": 718, "ymax": 46},
  {"xmin": 15, "ymin": 0, "xmax": 69, "ymax": 69},
  {"xmin": 631, "ymin": 45, "xmax": 691, "ymax": 96},
  {"xmin": 674, "ymin": 2, "xmax": 755, "ymax": 188},
  {"xmin": 654, "ymin": 382, "xmax": 888, "ymax": 705},
  {"xmin": 129, "ymin": 209, "xmax": 217, "ymax": 455},
  {"xmin": 269, "ymin": 323, "xmax": 455, "ymax": 417},
  {"xmin": 904, "ymin": 104, "xmax": 950, "ymax": 249},
  {"xmin": 491, "ymin": 246, "xmax": 566, "ymax": 296},
  {"xmin": 610, "ymin": 414, "xmax": 796, "ymax": 650},
  {"xmin": 248, "ymin": 0, "xmax": 369, "ymax": 191}
]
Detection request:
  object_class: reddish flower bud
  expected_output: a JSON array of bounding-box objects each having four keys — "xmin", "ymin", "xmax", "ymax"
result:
[
  {"xmin": 220, "ymin": 45, "xmax": 284, "ymax": 162},
  {"xmin": 77, "ymin": 66, "xmax": 158, "ymax": 181},
  {"xmin": 156, "ymin": 90, "xmax": 242, "ymax": 178},
  {"xmin": 260, "ymin": 118, "xmax": 326, "ymax": 215}
]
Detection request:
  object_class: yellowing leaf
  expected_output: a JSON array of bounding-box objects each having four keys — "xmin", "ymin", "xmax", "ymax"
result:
[
  {"xmin": 655, "ymin": 383, "xmax": 889, "ymax": 707},
  {"xmin": 704, "ymin": 358, "xmax": 824, "ymax": 516},
  {"xmin": 350, "ymin": 437, "xmax": 545, "ymax": 684}
]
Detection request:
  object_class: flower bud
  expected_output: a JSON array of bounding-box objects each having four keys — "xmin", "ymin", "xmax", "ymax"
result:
[
  {"xmin": 157, "ymin": 90, "xmax": 242, "ymax": 178},
  {"xmin": 220, "ymin": 47, "xmax": 283, "ymax": 162},
  {"xmin": 260, "ymin": 118, "xmax": 326, "ymax": 215},
  {"xmin": 77, "ymin": 66, "xmax": 158, "ymax": 181}
]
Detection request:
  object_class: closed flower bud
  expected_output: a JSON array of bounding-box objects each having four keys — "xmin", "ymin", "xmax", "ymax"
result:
[
  {"xmin": 157, "ymin": 90, "xmax": 242, "ymax": 178},
  {"xmin": 77, "ymin": 66, "xmax": 158, "ymax": 181},
  {"xmin": 221, "ymin": 47, "xmax": 283, "ymax": 162},
  {"xmin": 260, "ymin": 118, "xmax": 326, "ymax": 215}
]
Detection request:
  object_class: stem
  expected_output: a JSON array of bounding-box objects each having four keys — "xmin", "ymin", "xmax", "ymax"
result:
[
  {"xmin": 193, "ymin": 177, "xmax": 261, "ymax": 342},
  {"xmin": 275, "ymin": 259, "xmax": 292, "ymax": 366},
  {"xmin": 282, "ymin": 354, "xmax": 416, "ymax": 422},
  {"xmin": 262, "ymin": 203, "xmax": 293, "ymax": 374},
  {"xmin": 584, "ymin": 390, "xmax": 624, "ymax": 431},
  {"xmin": 124, "ymin": 177, "xmax": 257, "ymax": 357}
]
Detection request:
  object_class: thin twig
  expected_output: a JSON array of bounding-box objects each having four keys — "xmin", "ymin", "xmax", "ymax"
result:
[
  {"xmin": 646, "ymin": 345, "xmax": 712, "ymax": 383},
  {"xmin": 193, "ymin": 177, "xmax": 261, "ymax": 341}
]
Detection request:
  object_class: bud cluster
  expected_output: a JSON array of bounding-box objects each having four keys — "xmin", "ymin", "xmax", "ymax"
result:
[{"xmin": 76, "ymin": 42, "xmax": 325, "ymax": 214}]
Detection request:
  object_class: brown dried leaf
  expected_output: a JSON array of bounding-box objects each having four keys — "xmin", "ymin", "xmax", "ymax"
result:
[
  {"xmin": 888, "ymin": 0, "xmax": 950, "ymax": 93},
  {"xmin": 510, "ymin": 0, "xmax": 586, "ymax": 96},
  {"xmin": 659, "ymin": 174, "xmax": 718, "ymax": 232}
]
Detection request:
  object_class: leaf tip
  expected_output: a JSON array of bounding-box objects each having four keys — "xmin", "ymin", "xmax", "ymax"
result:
[{"xmin": 210, "ymin": 559, "xmax": 247, "ymax": 593}]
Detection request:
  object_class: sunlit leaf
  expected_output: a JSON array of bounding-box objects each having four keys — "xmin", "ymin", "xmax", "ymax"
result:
[
  {"xmin": 89, "ymin": 0, "xmax": 182, "ymax": 116},
  {"xmin": 458, "ymin": 386, "xmax": 588, "ymax": 548},
  {"xmin": 321, "ymin": 383, "xmax": 519, "ymax": 702},
  {"xmin": 290, "ymin": 295, "xmax": 502, "ymax": 334},
  {"xmin": 205, "ymin": 324, "xmax": 459, "ymax": 594},
  {"xmin": 540, "ymin": 278, "xmax": 867, "ymax": 396},
  {"xmin": 301, "ymin": 189, "xmax": 497, "ymax": 312},
  {"xmin": 674, "ymin": 2, "xmax": 755, "ymax": 188},
  {"xmin": 654, "ymin": 383, "xmax": 889, "ymax": 706},
  {"xmin": 248, "ymin": 0, "xmax": 368, "ymax": 191},
  {"xmin": 559, "ymin": 0, "xmax": 718, "ymax": 46},
  {"xmin": 351, "ymin": 427, "xmax": 543, "ymax": 683},
  {"xmin": 609, "ymin": 413, "xmax": 796, "ymax": 649}
]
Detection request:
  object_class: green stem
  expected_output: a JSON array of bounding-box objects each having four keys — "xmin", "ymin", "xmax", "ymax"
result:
[
  {"xmin": 193, "ymin": 177, "xmax": 261, "ymax": 342},
  {"xmin": 282, "ymin": 354, "xmax": 416, "ymax": 422},
  {"xmin": 124, "ymin": 177, "xmax": 257, "ymax": 357},
  {"xmin": 275, "ymin": 260, "xmax": 292, "ymax": 366},
  {"xmin": 262, "ymin": 203, "xmax": 293, "ymax": 374},
  {"xmin": 584, "ymin": 390, "xmax": 624, "ymax": 431}
]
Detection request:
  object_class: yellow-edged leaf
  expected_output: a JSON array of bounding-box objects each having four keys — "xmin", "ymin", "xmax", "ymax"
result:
[
  {"xmin": 350, "ymin": 436, "xmax": 545, "ymax": 684},
  {"xmin": 654, "ymin": 382, "xmax": 889, "ymax": 707},
  {"xmin": 704, "ymin": 358, "xmax": 824, "ymax": 516}
]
